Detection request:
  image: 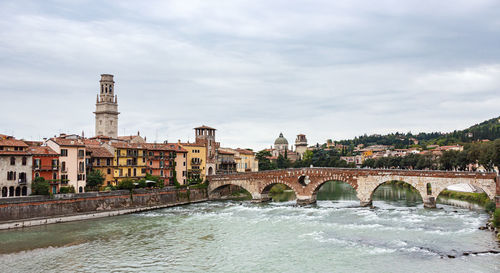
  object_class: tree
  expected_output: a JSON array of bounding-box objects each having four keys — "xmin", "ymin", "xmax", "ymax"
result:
[
  {"xmin": 32, "ymin": 177, "xmax": 50, "ymax": 195},
  {"xmin": 276, "ymin": 154, "xmax": 291, "ymax": 169},
  {"xmin": 86, "ymin": 170, "xmax": 105, "ymax": 191},
  {"xmin": 117, "ymin": 178, "xmax": 135, "ymax": 191},
  {"xmin": 256, "ymin": 150, "xmax": 276, "ymax": 170}
]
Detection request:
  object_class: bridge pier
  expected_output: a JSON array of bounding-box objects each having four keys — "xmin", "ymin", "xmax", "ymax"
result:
[
  {"xmin": 251, "ymin": 193, "xmax": 271, "ymax": 203},
  {"xmin": 360, "ymin": 200, "xmax": 372, "ymax": 207},
  {"xmin": 423, "ymin": 197, "xmax": 436, "ymax": 209},
  {"xmin": 297, "ymin": 196, "xmax": 316, "ymax": 206}
]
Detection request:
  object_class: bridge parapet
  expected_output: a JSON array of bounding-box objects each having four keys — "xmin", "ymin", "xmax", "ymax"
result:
[{"xmin": 207, "ymin": 168, "xmax": 499, "ymax": 208}]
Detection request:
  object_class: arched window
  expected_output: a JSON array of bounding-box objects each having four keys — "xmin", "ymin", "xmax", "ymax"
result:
[
  {"xmin": 79, "ymin": 186, "xmax": 83, "ymax": 193},
  {"xmin": 22, "ymin": 156, "xmax": 27, "ymax": 165},
  {"xmin": 1, "ymin": 187, "xmax": 7, "ymax": 197},
  {"xmin": 9, "ymin": 186, "xmax": 14, "ymax": 197},
  {"xmin": 15, "ymin": 187, "xmax": 20, "ymax": 196},
  {"xmin": 10, "ymin": 156, "xmax": 15, "ymax": 165},
  {"xmin": 21, "ymin": 186, "xmax": 27, "ymax": 196},
  {"xmin": 35, "ymin": 172, "xmax": 40, "ymax": 178}
]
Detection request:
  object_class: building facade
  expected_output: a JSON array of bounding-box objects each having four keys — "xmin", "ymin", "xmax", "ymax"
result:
[
  {"xmin": 217, "ymin": 148, "xmax": 237, "ymax": 174},
  {"xmin": 0, "ymin": 135, "xmax": 32, "ymax": 197},
  {"xmin": 144, "ymin": 143, "xmax": 176, "ymax": 185},
  {"xmin": 46, "ymin": 135, "xmax": 87, "ymax": 193},
  {"xmin": 94, "ymin": 74, "xmax": 119, "ymax": 138},
  {"xmin": 86, "ymin": 146, "xmax": 115, "ymax": 187},
  {"xmin": 106, "ymin": 142, "xmax": 147, "ymax": 183},
  {"xmin": 28, "ymin": 145, "xmax": 60, "ymax": 194},
  {"xmin": 180, "ymin": 142, "xmax": 206, "ymax": 182}
]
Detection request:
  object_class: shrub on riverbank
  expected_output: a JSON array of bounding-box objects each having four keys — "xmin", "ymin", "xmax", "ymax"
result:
[
  {"xmin": 59, "ymin": 186, "xmax": 75, "ymax": 194},
  {"xmin": 493, "ymin": 209, "xmax": 500, "ymax": 228},
  {"xmin": 31, "ymin": 177, "xmax": 50, "ymax": 196}
]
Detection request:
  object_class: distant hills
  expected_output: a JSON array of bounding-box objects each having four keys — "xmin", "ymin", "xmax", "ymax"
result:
[{"xmin": 335, "ymin": 115, "xmax": 500, "ymax": 149}]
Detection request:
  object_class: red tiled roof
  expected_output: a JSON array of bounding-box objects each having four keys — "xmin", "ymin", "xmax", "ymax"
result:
[
  {"xmin": 83, "ymin": 139, "xmax": 102, "ymax": 147},
  {"xmin": 166, "ymin": 143, "xmax": 187, "ymax": 153},
  {"xmin": 28, "ymin": 146, "xmax": 58, "ymax": 156},
  {"xmin": 0, "ymin": 138, "xmax": 28, "ymax": 147},
  {"xmin": 111, "ymin": 142, "xmax": 145, "ymax": 149},
  {"xmin": 51, "ymin": 138, "xmax": 85, "ymax": 147},
  {"xmin": 86, "ymin": 146, "xmax": 113, "ymax": 158},
  {"xmin": 236, "ymin": 148, "xmax": 254, "ymax": 155}
]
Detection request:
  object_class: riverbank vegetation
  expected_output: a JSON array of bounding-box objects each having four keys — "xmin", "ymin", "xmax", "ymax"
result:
[{"xmin": 438, "ymin": 190, "xmax": 495, "ymax": 211}]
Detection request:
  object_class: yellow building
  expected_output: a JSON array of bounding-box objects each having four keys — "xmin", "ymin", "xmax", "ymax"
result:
[
  {"xmin": 234, "ymin": 148, "xmax": 258, "ymax": 172},
  {"xmin": 85, "ymin": 146, "xmax": 115, "ymax": 186},
  {"xmin": 180, "ymin": 142, "xmax": 206, "ymax": 182},
  {"xmin": 107, "ymin": 142, "xmax": 147, "ymax": 183}
]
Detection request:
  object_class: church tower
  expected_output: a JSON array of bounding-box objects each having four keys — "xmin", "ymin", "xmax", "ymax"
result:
[{"xmin": 94, "ymin": 74, "xmax": 119, "ymax": 138}]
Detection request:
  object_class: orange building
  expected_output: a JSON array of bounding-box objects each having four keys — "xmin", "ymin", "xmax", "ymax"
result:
[{"xmin": 28, "ymin": 146, "xmax": 60, "ymax": 194}]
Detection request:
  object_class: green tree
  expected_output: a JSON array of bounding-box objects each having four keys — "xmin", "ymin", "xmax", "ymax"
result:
[
  {"xmin": 117, "ymin": 178, "xmax": 135, "ymax": 191},
  {"xmin": 256, "ymin": 150, "xmax": 276, "ymax": 170},
  {"xmin": 276, "ymin": 154, "xmax": 291, "ymax": 169},
  {"xmin": 86, "ymin": 170, "xmax": 105, "ymax": 191},
  {"xmin": 32, "ymin": 177, "xmax": 50, "ymax": 195}
]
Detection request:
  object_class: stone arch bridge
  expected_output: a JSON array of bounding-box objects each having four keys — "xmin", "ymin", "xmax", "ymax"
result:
[{"xmin": 207, "ymin": 168, "xmax": 500, "ymax": 208}]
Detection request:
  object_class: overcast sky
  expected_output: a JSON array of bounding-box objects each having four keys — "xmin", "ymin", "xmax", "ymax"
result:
[{"xmin": 1, "ymin": 0, "xmax": 499, "ymax": 150}]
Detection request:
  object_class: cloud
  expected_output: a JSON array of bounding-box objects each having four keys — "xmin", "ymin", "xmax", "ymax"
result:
[{"xmin": 0, "ymin": 0, "xmax": 499, "ymax": 150}]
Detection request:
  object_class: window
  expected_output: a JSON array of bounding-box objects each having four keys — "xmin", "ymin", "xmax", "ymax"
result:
[
  {"xmin": 78, "ymin": 150, "xmax": 84, "ymax": 158},
  {"xmin": 160, "ymin": 170, "xmax": 164, "ymax": 177},
  {"xmin": 7, "ymin": 171, "xmax": 15, "ymax": 180},
  {"xmin": 142, "ymin": 168, "xmax": 146, "ymax": 174},
  {"xmin": 10, "ymin": 157, "xmax": 15, "ymax": 165},
  {"xmin": 79, "ymin": 162, "xmax": 84, "ymax": 173},
  {"xmin": 61, "ymin": 149, "xmax": 68, "ymax": 157},
  {"xmin": 22, "ymin": 156, "xmax": 27, "ymax": 166},
  {"xmin": 53, "ymin": 172, "xmax": 57, "ymax": 180},
  {"xmin": 19, "ymin": 172, "xmax": 27, "ymax": 183},
  {"xmin": 107, "ymin": 168, "xmax": 111, "ymax": 175},
  {"xmin": 35, "ymin": 172, "xmax": 40, "ymax": 178},
  {"xmin": 34, "ymin": 159, "xmax": 41, "ymax": 168},
  {"xmin": 107, "ymin": 158, "xmax": 111, "ymax": 166},
  {"xmin": 96, "ymin": 159, "xmax": 101, "ymax": 166},
  {"xmin": 61, "ymin": 161, "xmax": 66, "ymax": 172},
  {"xmin": 183, "ymin": 162, "xmax": 186, "ymax": 166}
]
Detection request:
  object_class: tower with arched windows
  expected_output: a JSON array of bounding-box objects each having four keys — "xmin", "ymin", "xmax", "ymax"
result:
[{"xmin": 94, "ymin": 74, "xmax": 119, "ymax": 138}]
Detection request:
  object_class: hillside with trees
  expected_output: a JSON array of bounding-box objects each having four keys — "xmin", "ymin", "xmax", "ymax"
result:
[{"xmin": 334, "ymin": 115, "xmax": 500, "ymax": 149}]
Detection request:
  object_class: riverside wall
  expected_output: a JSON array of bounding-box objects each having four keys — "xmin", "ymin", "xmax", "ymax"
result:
[{"xmin": 0, "ymin": 187, "xmax": 207, "ymax": 229}]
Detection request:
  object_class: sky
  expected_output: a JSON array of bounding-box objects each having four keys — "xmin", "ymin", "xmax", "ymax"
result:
[{"xmin": 1, "ymin": 0, "xmax": 499, "ymax": 151}]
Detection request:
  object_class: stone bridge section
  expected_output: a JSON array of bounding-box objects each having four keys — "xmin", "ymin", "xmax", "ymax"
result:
[{"xmin": 207, "ymin": 168, "xmax": 499, "ymax": 208}]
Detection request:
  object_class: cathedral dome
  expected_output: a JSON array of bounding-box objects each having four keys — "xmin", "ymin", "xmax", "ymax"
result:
[{"xmin": 274, "ymin": 133, "xmax": 289, "ymax": 145}]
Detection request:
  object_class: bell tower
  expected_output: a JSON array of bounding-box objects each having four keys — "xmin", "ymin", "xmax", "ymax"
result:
[{"xmin": 94, "ymin": 74, "xmax": 119, "ymax": 138}]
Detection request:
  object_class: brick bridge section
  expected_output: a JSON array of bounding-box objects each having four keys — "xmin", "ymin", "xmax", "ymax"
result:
[{"xmin": 207, "ymin": 168, "xmax": 500, "ymax": 208}]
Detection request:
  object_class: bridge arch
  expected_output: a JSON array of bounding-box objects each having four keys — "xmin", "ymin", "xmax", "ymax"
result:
[
  {"xmin": 309, "ymin": 179, "xmax": 359, "ymax": 203},
  {"xmin": 432, "ymin": 180, "xmax": 496, "ymax": 201},
  {"xmin": 370, "ymin": 180, "xmax": 424, "ymax": 205},
  {"xmin": 260, "ymin": 180, "xmax": 299, "ymax": 202},
  {"xmin": 208, "ymin": 183, "xmax": 255, "ymax": 200}
]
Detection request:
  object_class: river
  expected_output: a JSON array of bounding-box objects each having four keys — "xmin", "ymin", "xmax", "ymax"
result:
[{"xmin": 0, "ymin": 182, "xmax": 499, "ymax": 272}]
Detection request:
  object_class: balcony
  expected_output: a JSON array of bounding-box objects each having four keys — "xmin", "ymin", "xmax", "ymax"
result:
[
  {"xmin": 34, "ymin": 165, "xmax": 59, "ymax": 171},
  {"xmin": 18, "ymin": 179, "xmax": 27, "ymax": 185}
]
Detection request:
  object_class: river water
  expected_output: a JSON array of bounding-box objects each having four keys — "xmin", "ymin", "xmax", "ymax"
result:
[{"xmin": 0, "ymin": 182, "xmax": 499, "ymax": 273}]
